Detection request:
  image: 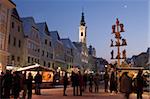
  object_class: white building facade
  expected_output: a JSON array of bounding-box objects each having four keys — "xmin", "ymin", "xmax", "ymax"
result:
[
  {"xmin": 36, "ymin": 22, "xmax": 54, "ymax": 68},
  {"xmin": 21, "ymin": 17, "xmax": 41, "ymax": 66}
]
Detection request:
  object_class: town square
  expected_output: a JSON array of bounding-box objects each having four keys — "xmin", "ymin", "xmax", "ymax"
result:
[{"xmin": 0, "ymin": 0, "xmax": 150, "ymax": 99}]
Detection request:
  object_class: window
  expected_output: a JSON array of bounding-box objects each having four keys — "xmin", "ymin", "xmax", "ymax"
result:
[
  {"xmin": 28, "ymin": 57, "xmax": 30, "ymax": 63},
  {"xmin": 38, "ymin": 49, "xmax": 40, "ymax": 52},
  {"xmin": 37, "ymin": 59, "xmax": 39, "ymax": 63},
  {"xmin": 42, "ymin": 50, "xmax": 44, "ymax": 56},
  {"xmin": 52, "ymin": 63, "xmax": 55, "ymax": 68},
  {"xmin": 18, "ymin": 26, "xmax": 20, "ymax": 32},
  {"xmin": 81, "ymin": 32, "xmax": 83, "ymax": 36},
  {"xmin": 47, "ymin": 52, "xmax": 48, "ymax": 57},
  {"xmin": 18, "ymin": 40, "xmax": 21, "ymax": 48},
  {"xmin": 0, "ymin": 33, "xmax": 5, "ymax": 50},
  {"xmin": 48, "ymin": 62, "xmax": 50, "ymax": 67},
  {"xmin": 17, "ymin": 57, "xmax": 20, "ymax": 62},
  {"xmin": 31, "ymin": 57, "xmax": 34, "ymax": 62},
  {"xmin": 11, "ymin": 55, "xmax": 15, "ymax": 61},
  {"xmin": 49, "ymin": 41, "xmax": 51, "ymax": 47},
  {"xmin": 13, "ymin": 37, "xmax": 16, "ymax": 46},
  {"xmin": 45, "ymin": 39, "xmax": 47, "ymax": 45},
  {"xmin": 44, "ymin": 61, "xmax": 46, "ymax": 66},
  {"xmin": 8, "ymin": 34, "xmax": 10, "ymax": 44},
  {"xmin": 12, "ymin": 22, "xmax": 14, "ymax": 28},
  {"xmin": 50, "ymin": 54, "xmax": 53, "ymax": 59}
]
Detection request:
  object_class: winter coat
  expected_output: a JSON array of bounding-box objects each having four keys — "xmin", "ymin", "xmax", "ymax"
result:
[{"xmin": 120, "ymin": 74, "xmax": 132, "ymax": 93}]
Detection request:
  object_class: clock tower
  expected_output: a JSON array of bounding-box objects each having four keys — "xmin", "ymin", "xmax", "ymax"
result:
[{"xmin": 79, "ymin": 12, "xmax": 87, "ymax": 44}]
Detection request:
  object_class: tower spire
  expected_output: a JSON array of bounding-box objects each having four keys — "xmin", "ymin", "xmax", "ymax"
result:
[{"xmin": 80, "ymin": 11, "xmax": 86, "ymax": 26}]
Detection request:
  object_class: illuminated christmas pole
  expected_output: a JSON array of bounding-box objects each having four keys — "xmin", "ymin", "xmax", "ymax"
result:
[{"xmin": 110, "ymin": 18, "xmax": 127, "ymax": 67}]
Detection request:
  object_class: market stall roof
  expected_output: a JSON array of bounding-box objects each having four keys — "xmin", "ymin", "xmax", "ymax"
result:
[{"xmin": 17, "ymin": 64, "xmax": 54, "ymax": 71}]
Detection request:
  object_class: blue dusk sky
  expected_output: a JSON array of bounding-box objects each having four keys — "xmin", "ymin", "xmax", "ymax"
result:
[{"xmin": 12, "ymin": 0, "xmax": 149, "ymax": 62}]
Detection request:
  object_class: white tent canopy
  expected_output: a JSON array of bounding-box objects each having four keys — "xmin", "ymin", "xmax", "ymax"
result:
[{"xmin": 17, "ymin": 64, "xmax": 54, "ymax": 71}]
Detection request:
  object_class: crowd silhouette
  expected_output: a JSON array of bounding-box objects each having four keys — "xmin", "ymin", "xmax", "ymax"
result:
[{"xmin": 0, "ymin": 69, "xmax": 148, "ymax": 99}]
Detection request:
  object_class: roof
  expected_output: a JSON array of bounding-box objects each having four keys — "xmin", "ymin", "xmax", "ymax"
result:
[
  {"xmin": 12, "ymin": 8, "xmax": 21, "ymax": 21},
  {"xmin": 60, "ymin": 38, "xmax": 77, "ymax": 49},
  {"xmin": 21, "ymin": 17, "xmax": 39, "ymax": 36},
  {"xmin": 73, "ymin": 42, "xmax": 82, "ymax": 52},
  {"xmin": 50, "ymin": 31, "xmax": 60, "ymax": 40},
  {"xmin": 36, "ymin": 22, "xmax": 50, "ymax": 36},
  {"xmin": 9, "ymin": 0, "xmax": 16, "ymax": 6},
  {"xmin": 17, "ymin": 64, "xmax": 54, "ymax": 71}
]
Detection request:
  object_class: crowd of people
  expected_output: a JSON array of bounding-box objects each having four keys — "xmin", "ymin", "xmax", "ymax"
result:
[
  {"xmin": 103, "ymin": 69, "xmax": 147, "ymax": 99},
  {"xmin": 0, "ymin": 70, "xmax": 42, "ymax": 99},
  {"xmin": 63, "ymin": 69, "xmax": 147, "ymax": 99},
  {"xmin": 0, "ymin": 69, "xmax": 148, "ymax": 99},
  {"xmin": 63, "ymin": 71, "xmax": 101, "ymax": 96}
]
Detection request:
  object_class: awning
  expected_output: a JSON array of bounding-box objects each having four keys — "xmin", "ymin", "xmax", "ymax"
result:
[{"xmin": 17, "ymin": 64, "xmax": 54, "ymax": 71}]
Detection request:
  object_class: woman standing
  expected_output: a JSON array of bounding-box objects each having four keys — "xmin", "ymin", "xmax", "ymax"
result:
[
  {"xmin": 63, "ymin": 72, "xmax": 68, "ymax": 96},
  {"xmin": 27, "ymin": 72, "xmax": 33, "ymax": 99}
]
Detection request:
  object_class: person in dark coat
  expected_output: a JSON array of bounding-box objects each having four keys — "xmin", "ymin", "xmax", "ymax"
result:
[
  {"xmin": 89, "ymin": 73, "xmax": 93, "ymax": 93},
  {"xmin": 83, "ymin": 73, "xmax": 88, "ymax": 92},
  {"xmin": 135, "ymin": 70, "xmax": 144, "ymax": 99},
  {"xmin": 78, "ymin": 71, "xmax": 83, "ymax": 96},
  {"xmin": 0, "ymin": 72, "xmax": 4, "ymax": 98},
  {"xmin": 2, "ymin": 70, "xmax": 12, "ymax": 99},
  {"xmin": 94, "ymin": 73, "xmax": 99, "ymax": 93},
  {"xmin": 34, "ymin": 71, "xmax": 42, "ymax": 95},
  {"xmin": 71, "ymin": 71, "xmax": 79, "ymax": 96},
  {"xmin": 22, "ymin": 71, "xmax": 27, "ymax": 99},
  {"xmin": 63, "ymin": 72, "xmax": 68, "ymax": 96},
  {"xmin": 12, "ymin": 72, "xmax": 21, "ymax": 99},
  {"xmin": 104, "ymin": 71, "xmax": 109, "ymax": 92},
  {"xmin": 109, "ymin": 71, "xmax": 117, "ymax": 93},
  {"xmin": 27, "ymin": 72, "xmax": 33, "ymax": 99},
  {"xmin": 120, "ymin": 72, "xmax": 132, "ymax": 99}
]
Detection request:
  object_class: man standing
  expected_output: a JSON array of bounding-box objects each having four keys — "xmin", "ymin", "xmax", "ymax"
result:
[
  {"xmin": 104, "ymin": 71, "xmax": 109, "ymax": 92},
  {"xmin": 63, "ymin": 72, "xmax": 68, "ymax": 96},
  {"xmin": 34, "ymin": 71, "xmax": 42, "ymax": 95},
  {"xmin": 27, "ymin": 72, "xmax": 33, "ymax": 99},
  {"xmin": 2, "ymin": 70, "xmax": 12, "ymax": 99},
  {"xmin": 135, "ymin": 70, "xmax": 144, "ymax": 99}
]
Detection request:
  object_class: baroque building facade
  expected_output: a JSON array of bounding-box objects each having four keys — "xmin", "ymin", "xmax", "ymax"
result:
[
  {"xmin": 36, "ymin": 22, "xmax": 54, "ymax": 68},
  {"xmin": 0, "ymin": 0, "xmax": 15, "ymax": 72},
  {"xmin": 7, "ymin": 8, "xmax": 24, "ymax": 67},
  {"xmin": 51, "ymin": 31, "xmax": 65, "ymax": 70},
  {"xmin": 21, "ymin": 17, "xmax": 41, "ymax": 66}
]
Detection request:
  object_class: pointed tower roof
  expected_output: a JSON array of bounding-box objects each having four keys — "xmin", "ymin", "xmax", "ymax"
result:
[{"xmin": 80, "ymin": 12, "xmax": 86, "ymax": 26}]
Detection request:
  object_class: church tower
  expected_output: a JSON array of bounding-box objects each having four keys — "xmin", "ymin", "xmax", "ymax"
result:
[{"xmin": 79, "ymin": 12, "xmax": 87, "ymax": 44}]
